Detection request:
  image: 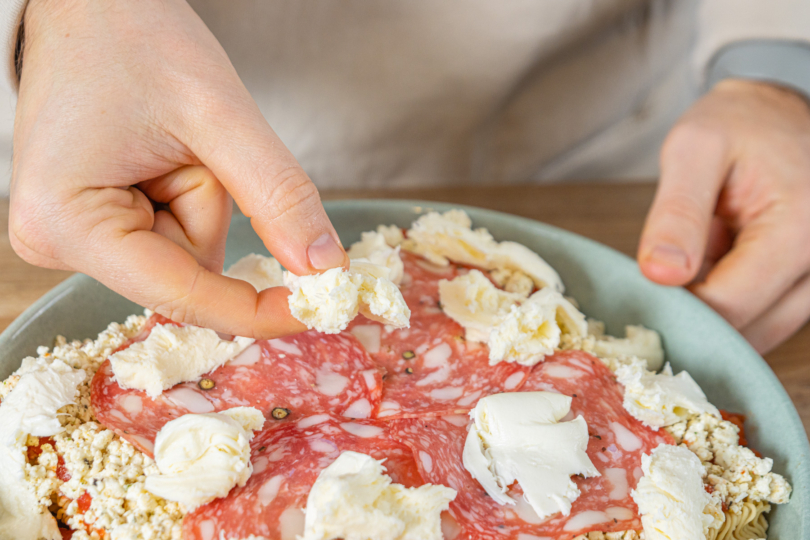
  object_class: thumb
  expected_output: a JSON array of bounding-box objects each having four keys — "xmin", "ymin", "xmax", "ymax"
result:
[
  {"xmin": 177, "ymin": 89, "xmax": 347, "ymax": 276},
  {"xmin": 638, "ymin": 124, "xmax": 731, "ymax": 285}
]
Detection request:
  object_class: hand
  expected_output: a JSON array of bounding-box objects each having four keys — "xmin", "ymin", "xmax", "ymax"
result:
[
  {"xmin": 638, "ymin": 79, "xmax": 810, "ymax": 353},
  {"xmin": 10, "ymin": 0, "xmax": 348, "ymax": 338}
]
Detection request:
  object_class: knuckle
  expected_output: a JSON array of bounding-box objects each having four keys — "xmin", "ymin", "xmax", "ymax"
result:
[
  {"xmin": 662, "ymin": 121, "xmax": 728, "ymax": 162},
  {"xmin": 8, "ymin": 196, "xmax": 57, "ymax": 260},
  {"xmin": 262, "ymin": 167, "xmax": 322, "ymax": 222}
]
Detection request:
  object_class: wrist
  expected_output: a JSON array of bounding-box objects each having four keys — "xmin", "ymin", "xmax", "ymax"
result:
[{"xmin": 713, "ymin": 78, "xmax": 810, "ymax": 114}]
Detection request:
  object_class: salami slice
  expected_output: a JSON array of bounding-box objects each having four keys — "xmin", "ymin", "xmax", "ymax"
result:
[
  {"xmin": 349, "ymin": 253, "xmax": 530, "ymax": 419},
  {"xmin": 183, "ymin": 414, "xmax": 423, "ymax": 540},
  {"xmin": 390, "ymin": 351, "xmax": 673, "ymax": 539},
  {"xmin": 91, "ymin": 321, "xmax": 383, "ymax": 456}
]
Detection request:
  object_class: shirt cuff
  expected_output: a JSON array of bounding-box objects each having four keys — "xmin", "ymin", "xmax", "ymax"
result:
[{"xmin": 706, "ymin": 39, "xmax": 810, "ymax": 102}]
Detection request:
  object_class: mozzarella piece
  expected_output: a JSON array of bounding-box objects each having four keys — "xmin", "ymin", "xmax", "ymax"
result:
[
  {"xmin": 402, "ymin": 210, "xmax": 564, "ymax": 292},
  {"xmin": 285, "ymin": 260, "xmax": 410, "ymax": 334},
  {"xmin": 109, "ymin": 324, "xmax": 254, "ymax": 399},
  {"xmin": 348, "ymin": 231, "xmax": 405, "ymax": 285},
  {"xmin": 489, "ymin": 241, "xmax": 563, "ymax": 293},
  {"xmin": 632, "ymin": 444, "xmax": 723, "ymax": 540},
  {"xmin": 144, "ymin": 407, "xmax": 264, "ymax": 511},
  {"xmin": 0, "ymin": 357, "xmax": 85, "ymax": 540},
  {"xmin": 438, "ymin": 270, "xmax": 523, "ymax": 342},
  {"xmin": 616, "ymin": 359, "xmax": 720, "ymax": 429},
  {"xmin": 376, "ymin": 224, "xmax": 405, "ymax": 247},
  {"xmin": 0, "ymin": 357, "xmax": 86, "ymax": 448},
  {"xmin": 224, "ymin": 253, "xmax": 284, "ymax": 291},
  {"xmin": 402, "ymin": 209, "xmax": 496, "ymax": 268},
  {"xmin": 462, "ymin": 392, "xmax": 600, "ymax": 520},
  {"xmin": 593, "ymin": 325, "xmax": 665, "ymax": 371},
  {"xmin": 302, "ymin": 451, "xmax": 456, "ymax": 540}
]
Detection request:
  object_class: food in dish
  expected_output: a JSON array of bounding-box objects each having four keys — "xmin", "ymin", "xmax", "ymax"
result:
[{"xmin": 0, "ymin": 209, "xmax": 791, "ymax": 540}]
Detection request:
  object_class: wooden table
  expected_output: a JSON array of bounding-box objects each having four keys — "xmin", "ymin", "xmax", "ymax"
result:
[{"xmin": 2, "ymin": 186, "xmax": 809, "ymax": 433}]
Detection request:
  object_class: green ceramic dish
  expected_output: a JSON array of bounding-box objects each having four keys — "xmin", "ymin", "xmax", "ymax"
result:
[{"xmin": 0, "ymin": 199, "xmax": 807, "ymax": 536}]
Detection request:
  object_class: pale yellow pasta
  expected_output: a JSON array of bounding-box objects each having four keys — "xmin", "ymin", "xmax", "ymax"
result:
[{"xmin": 707, "ymin": 500, "xmax": 770, "ymax": 540}]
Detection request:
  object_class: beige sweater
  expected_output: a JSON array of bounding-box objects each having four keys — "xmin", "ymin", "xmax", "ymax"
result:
[{"xmin": 0, "ymin": 0, "xmax": 809, "ymax": 192}]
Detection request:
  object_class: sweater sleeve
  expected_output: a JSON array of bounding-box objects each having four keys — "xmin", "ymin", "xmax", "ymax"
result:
[
  {"xmin": 696, "ymin": 0, "xmax": 810, "ymax": 99},
  {"xmin": 0, "ymin": 0, "xmax": 27, "ymax": 94}
]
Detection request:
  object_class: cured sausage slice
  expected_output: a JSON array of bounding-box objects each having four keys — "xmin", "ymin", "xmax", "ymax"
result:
[
  {"xmin": 91, "ymin": 320, "xmax": 383, "ymax": 456},
  {"xmin": 183, "ymin": 415, "xmax": 423, "ymax": 540},
  {"xmin": 389, "ymin": 350, "xmax": 673, "ymax": 539},
  {"xmin": 349, "ymin": 253, "xmax": 530, "ymax": 419}
]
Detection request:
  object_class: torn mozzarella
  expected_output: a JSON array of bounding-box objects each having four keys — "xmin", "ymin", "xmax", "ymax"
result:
[
  {"xmin": 224, "ymin": 253, "xmax": 284, "ymax": 291},
  {"xmin": 109, "ymin": 324, "xmax": 254, "ymax": 399},
  {"xmin": 462, "ymin": 392, "xmax": 599, "ymax": 520},
  {"xmin": 615, "ymin": 359, "xmax": 720, "ymax": 429},
  {"xmin": 348, "ymin": 230, "xmax": 405, "ymax": 284},
  {"xmin": 302, "ymin": 451, "xmax": 456, "ymax": 540},
  {"xmin": 285, "ymin": 260, "xmax": 410, "ymax": 334},
  {"xmin": 145, "ymin": 407, "xmax": 265, "ymax": 511},
  {"xmin": 593, "ymin": 325, "xmax": 665, "ymax": 371}
]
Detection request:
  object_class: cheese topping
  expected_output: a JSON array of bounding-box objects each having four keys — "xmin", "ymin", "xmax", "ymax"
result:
[
  {"xmin": 615, "ymin": 359, "xmax": 720, "ymax": 430},
  {"xmin": 0, "ymin": 357, "xmax": 84, "ymax": 540},
  {"xmin": 302, "ymin": 451, "xmax": 456, "ymax": 540},
  {"xmin": 109, "ymin": 324, "xmax": 255, "ymax": 398},
  {"xmin": 462, "ymin": 392, "xmax": 600, "ymax": 520},
  {"xmin": 375, "ymin": 224, "xmax": 405, "ymax": 247},
  {"xmin": 224, "ymin": 253, "xmax": 284, "ymax": 291},
  {"xmin": 592, "ymin": 325, "xmax": 665, "ymax": 372},
  {"xmin": 632, "ymin": 444, "xmax": 723, "ymax": 540},
  {"xmin": 285, "ymin": 260, "xmax": 410, "ymax": 334},
  {"xmin": 487, "ymin": 288, "xmax": 586, "ymax": 366},
  {"xmin": 348, "ymin": 230, "xmax": 405, "ymax": 285},
  {"xmin": 438, "ymin": 270, "xmax": 523, "ymax": 342},
  {"xmin": 144, "ymin": 407, "xmax": 265, "ymax": 511},
  {"xmin": 0, "ymin": 357, "xmax": 86, "ymax": 449},
  {"xmin": 402, "ymin": 210, "xmax": 564, "ymax": 292}
]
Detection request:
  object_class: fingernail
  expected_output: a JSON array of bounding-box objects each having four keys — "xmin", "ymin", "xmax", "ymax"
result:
[
  {"xmin": 648, "ymin": 244, "xmax": 689, "ymax": 269},
  {"xmin": 307, "ymin": 233, "xmax": 346, "ymax": 270}
]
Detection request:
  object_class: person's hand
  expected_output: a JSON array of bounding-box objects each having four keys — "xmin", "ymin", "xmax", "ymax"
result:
[
  {"xmin": 638, "ymin": 79, "xmax": 810, "ymax": 353},
  {"xmin": 10, "ymin": 0, "xmax": 348, "ymax": 338}
]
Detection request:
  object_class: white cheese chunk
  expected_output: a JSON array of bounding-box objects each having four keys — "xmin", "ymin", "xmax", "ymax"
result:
[
  {"xmin": 0, "ymin": 357, "xmax": 86, "ymax": 448},
  {"xmin": 348, "ymin": 231, "xmax": 405, "ymax": 285},
  {"xmin": 616, "ymin": 359, "xmax": 720, "ymax": 430},
  {"xmin": 402, "ymin": 210, "xmax": 564, "ymax": 293},
  {"xmin": 0, "ymin": 357, "xmax": 83, "ymax": 540},
  {"xmin": 224, "ymin": 253, "xmax": 284, "ymax": 291},
  {"xmin": 462, "ymin": 392, "xmax": 600, "ymax": 520},
  {"xmin": 438, "ymin": 270, "xmax": 523, "ymax": 342},
  {"xmin": 285, "ymin": 260, "xmax": 410, "ymax": 334},
  {"xmin": 632, "ymin": 444, "xmax": 723, "ymax": 540},
  {"xmin": 487, "ymin": 288, "xmax": 586, "ymax": 366},
  {"xmin": 593, "ymin": 325, "xmax": 665, "ymax": 371},
  {"xmin": 376, "ymin": 224, "xmax": 405, "ymax": 247},
  {"xmin": 302, "ymin": 451, "xmax": 456, "ymax": 540},
  {"xmin": 144, "ymin": 407, "xmax": 264, "ymax": 511},
  {"xmin": 109, "ymin": 324, "xmax": 255, "ymax": 399}
]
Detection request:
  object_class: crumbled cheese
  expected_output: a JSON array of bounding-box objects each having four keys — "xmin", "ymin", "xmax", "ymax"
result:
[
  {"xmin": 666, "ymin": 413, "xmax": 791, "ymax": 511},
  {"xmin": 632, "ymin": 444, "xmax": 723, "ymax": 540},
  {"xmin": 401, "ymin": 210, "xmax": 564, "ymax": 292},
  {"xmin": 462, "ymin": 392, "xmax": 599, "ymax": 520},
  {"xmin": 224, "ymin": 253, "xmax": 284, "ymax": 291},
  {"xmin": 285, "ymin": 260, "xmax": 410, "ymax": 333},
  {"xmin": 347, "ymin": 230, "xmax": 405, "ymax": 285},
  {"xmin": 615, "ymin": 359, "xmax": 720, "ymax": 430},
  {"xmin": 3, "ymin": 314, "xmax": 186, "ymax": 540},
  {"xmin": 487, "ymin": 288, "xmax": 586, "ymax": 366},
  {"xmin": 438, "ymin": 270, "xmax": 523, "ymax": 342},
  {"xmin": 109, "ymin": 324, "xmax": 254, "ymax": 398},
  {"xmin": 145, "ymin": 407, "xmax": 264, "ymax": 511},
  {"xmin": 489, "ymin": 267, "xmax": 534, "ymax": 297},
  {"xmin": 592, "ymin": 325, "xmax": 665, "ymax": 372},
  {"xmin": 302, "ymin": 451, "xmax": 455, "ymax": 540}
]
